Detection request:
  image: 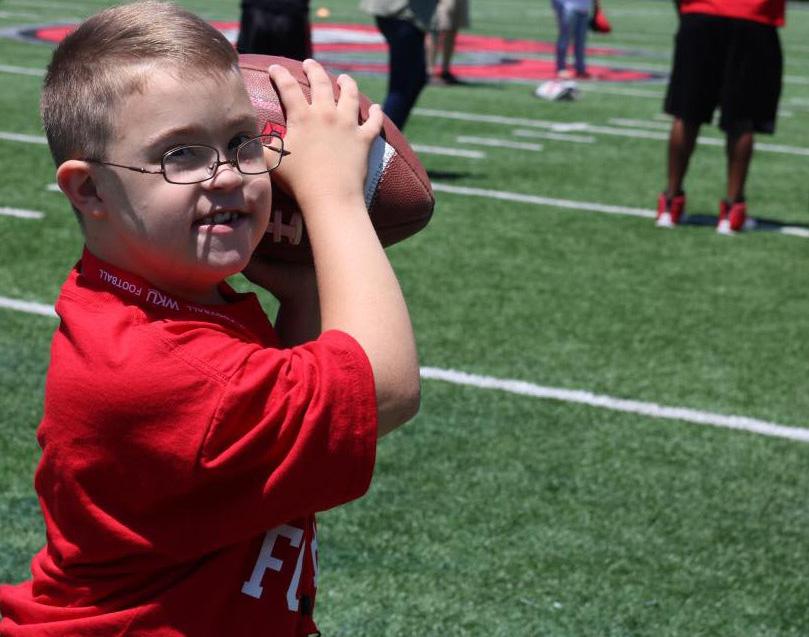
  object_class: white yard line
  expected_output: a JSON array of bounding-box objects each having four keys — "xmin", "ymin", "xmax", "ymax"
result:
[
  {"xmin": 456, "ymin": 135, "xmax": 543, "ymax": 152},
  {"xmin": 413, "ymin": 109, "xmax": 809, "ymax": 157},
  {"xmin": 511, "ymin": 129, "xmax": 595, "ymax": 144},
  {"xmin": 420, "ymin": 367, "xmax": 809, "ymax": 444},
  {"xmin": 579, "ymin": 84, "xmax": 665, "ymax": 100},
  {"xmin": 0, "ymin": 64, "xmax": 45, "ymax": 76},
  {"xmin": 411, "ymin": 144, "xmax": 485, "ymax": 159},
  {"xmin": 4, "ymin": 0, "xmax": 80, "ymax": 10},
  {"xmin": 0, "ymin": 207, "xmax": 44, "ymax": 219},
  {"xmin": 431, "ymin": 182, "xmax": 655, "ymax": 218},
  {"xmin": 0, "ymin": 131, "xmax": 47, "ymax": 144},
  {"xmin": 0, "ymin": 295, "xmax": 56, "ymax": 317},
  {"xmin": 430, "ymin": 182, "xmax": 809, "ymax": 238},
  {"xmin": 2, "ymin": 294, "xmax": 805, "ymax": 443},
  {"xmin": 608, "ymin": 118, "xmax": 672, "ymax": 131}
]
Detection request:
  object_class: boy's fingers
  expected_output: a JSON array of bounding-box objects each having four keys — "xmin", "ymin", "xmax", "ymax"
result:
[
  {"xmin": 361, "ymin": 103, "xmax": 385, "ymax": 139},
  {"xmin": 302, "ymin": 58, "xmax": 336, "ymax": 106},
  {"xmin": 268, "ymin": 64, "xmax": 308, "ymax": 114},
  {"xmin": 335, "ymin": 74, "xmax": 360, "ymax": 118}
]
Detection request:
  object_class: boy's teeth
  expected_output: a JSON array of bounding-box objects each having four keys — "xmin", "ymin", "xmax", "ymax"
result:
[{"xmin": 203, "ymin": 211, "xmax": 239, "ymax": 224}]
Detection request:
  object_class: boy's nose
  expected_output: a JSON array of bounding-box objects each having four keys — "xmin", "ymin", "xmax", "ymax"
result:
[{"xmin": 206, "ymin": 160, "xmax": 243, "ymax": 189}]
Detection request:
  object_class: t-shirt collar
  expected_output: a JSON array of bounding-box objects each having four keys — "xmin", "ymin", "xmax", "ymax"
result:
[{"xmin": 77, "ymin": 247, "xmax": 266, "ymax": 334}]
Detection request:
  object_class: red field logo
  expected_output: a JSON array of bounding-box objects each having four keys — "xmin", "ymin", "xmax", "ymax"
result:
[{"xmin": 3, "ymin": 21, "xmax": 662, "ymax": 83}]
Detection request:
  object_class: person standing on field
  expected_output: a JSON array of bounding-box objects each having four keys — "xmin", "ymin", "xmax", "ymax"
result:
[
  {"xmin": 360, "ymin": 0, "xmax": 439, "ymax": 129},
  {"xmin": 656, "ymin": 0, "xmax": 786, "ymax": 234},
  {"xmin": 426, "ymin": 0, "xmax": 470, "ymax": 84},
  {"xmin": 552, "ymin": 0, "xmax": 593, "ymax": 78}
]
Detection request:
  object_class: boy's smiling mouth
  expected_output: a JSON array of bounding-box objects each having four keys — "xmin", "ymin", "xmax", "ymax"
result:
[{"xmin": 194, "ymin": 210, "xmax": 245, "ymax": 227}]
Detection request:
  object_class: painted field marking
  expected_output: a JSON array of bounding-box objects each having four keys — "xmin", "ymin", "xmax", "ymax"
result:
[
  {"xmin": 411, "ymin": 144, "xmax": 485, "ymax": 159},
  {"xmin": 431, "ymin": 182, "xmax": 655, "ymax": 218},
  {"xmin": 0, "ymin": 131, "xmax": 47, "ymax": 144},
  {"xmin": 609, "ymin": 118, "xmax": 672, "ymax": 131},
  {"xmin": 4, "ymin": 0, "xmax": 75, "ymax": 10},
  {"xmin": 0, "ymin": 11, "xmax": 39, "ymax": 19},
  {"xmin": 0, "ymin": 63, "xmax": 44, "ymax": 76},
  {"xmin": 456, "ymin": 135, "xmax": 543, "ymax": 152},
  {"xmin": 414, "ymin": 109, "xmax": 809, "ymax": 157},
  {"xmin": 0, "ymin": 295, "xmax": 56, "ymax": 317},
  {"xmin": 511, "ymin": 129, "xmax": 595, "ymax": 144},
  {"xmin": 2, "ymin": 293, "xmax": 805, "ymax": 443},
  {"xmin": 430, "ymin": 182, "xmax": 809, "ymax": 239},
  {"xmin": 579, "ymin": 84, "xmax": 665, "ymax": 100},
  {"xmin": 0, "ymin": 207, "xmax": 44, "ymax": 219},
  {"xmin": 420, "ymin": 367, "xmax": 809, "ymax": 444}
]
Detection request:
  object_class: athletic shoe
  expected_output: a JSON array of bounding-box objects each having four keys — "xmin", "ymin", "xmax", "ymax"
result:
[
  {"xmin": 716, "ymin": 199, "xmax": 750, "ymax": 235},
  {"xmin": 575, "ymin": 71, "xmax": 592, "ymax": 80},
  {"xmin": 656, "ymin": 191, "xmax": 686, "ymax": 228},
  {"xmin": 556, "ymin": 69, "xmax": 574, "ymax": 79},
  {"xmin": 435, "ymin": 71, "xmax": 463, "ymax": 85}
]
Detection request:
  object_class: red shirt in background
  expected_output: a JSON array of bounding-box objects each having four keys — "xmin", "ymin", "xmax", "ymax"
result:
[
  {"xmin": 0, "ymin": 249, "xmax": 378, "ymax": 636},
  {"xmin": 680, "ymin": 0, "xmax": 786, "ymax": 26}
]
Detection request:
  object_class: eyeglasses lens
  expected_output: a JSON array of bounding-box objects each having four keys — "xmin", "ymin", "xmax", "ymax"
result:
[
  {"xmin": 164, "ymin": 145, "xmax": 218, "ymax": 184},
  {"xmin": 161, "ymin": 135, "xmax": 284, "ymax": 184},
  {"xmin": 239, "ymin": 135, "xmax": 284, "ymax": 174}
]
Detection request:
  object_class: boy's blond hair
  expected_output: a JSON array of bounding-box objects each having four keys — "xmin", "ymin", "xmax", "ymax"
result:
[{"xmin": 41, "ymin": 1, "xmax": 238, "ymax": 166}]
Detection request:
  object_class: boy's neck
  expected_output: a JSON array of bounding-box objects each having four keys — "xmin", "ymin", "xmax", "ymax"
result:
[{"xmin": 86, "ymin": 245, "xmax": 227, "ymax": 306}]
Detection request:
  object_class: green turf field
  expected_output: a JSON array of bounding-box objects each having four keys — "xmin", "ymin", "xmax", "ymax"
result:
[{"xmin": 2, "ymin": 0, "xmax": 809, "ymax": 634}]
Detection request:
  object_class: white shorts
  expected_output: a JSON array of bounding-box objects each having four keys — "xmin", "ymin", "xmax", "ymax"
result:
[{"xmin": 432, "ymin": 0, "xmax": 470, "ymax": 31}]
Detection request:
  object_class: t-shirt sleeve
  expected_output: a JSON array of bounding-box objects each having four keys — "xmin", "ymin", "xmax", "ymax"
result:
[
  {"xmin": 189, "ymin": 330, "xmax": 378, "ymax": 542},
  {"xmin": 207, "ymin": 330, "xmax": 376, "ymax": 504}
]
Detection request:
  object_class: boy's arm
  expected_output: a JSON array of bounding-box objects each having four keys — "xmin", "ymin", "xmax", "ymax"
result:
[{"xmin": 268, "ymin": 60, "xmax": 420, "ymax": 436}]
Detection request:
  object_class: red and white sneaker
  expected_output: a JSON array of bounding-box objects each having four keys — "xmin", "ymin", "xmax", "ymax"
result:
[
  {"xmin": 656, "ymin": 192, "xmax": 686, "ymax": 228},
  {"xmin": 716, "ymin": 199, "xmax": 752, "ymax": 235}
]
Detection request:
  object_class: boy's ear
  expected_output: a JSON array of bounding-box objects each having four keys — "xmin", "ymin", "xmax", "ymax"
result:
[{"xmin": 56, "ymin": 160, "xmax": 107, "ymax": 221}]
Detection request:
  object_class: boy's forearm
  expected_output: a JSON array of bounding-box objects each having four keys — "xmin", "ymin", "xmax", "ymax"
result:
[{"xmin": 302, "ymin": 193, "xmax": 420, "ymax": 436}]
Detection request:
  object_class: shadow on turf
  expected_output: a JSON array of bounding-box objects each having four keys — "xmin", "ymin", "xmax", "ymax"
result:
[
  {"xmin": 427, "ymin": 78, "xmax": 498, "ymax": 89},
  {"xmin": 426, "ymin": 170, "xmax": 475, "ymax": 181},
  {"xmin": 683, "ymin": 213, "xmax": 809, "ymax": 234}
]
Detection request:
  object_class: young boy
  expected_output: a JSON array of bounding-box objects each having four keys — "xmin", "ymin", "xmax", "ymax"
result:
[{"xmin": 0, "ymin": 2, "xmax": 420, "ymax": 635}]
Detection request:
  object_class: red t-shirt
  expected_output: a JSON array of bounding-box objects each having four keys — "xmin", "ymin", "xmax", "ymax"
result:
[
  {"xmin": 680, "ymin": 0, "xmax": 786, "ymax": 26},
  {"xmin": 0, "ymin": 249, "xmax": 378, "ymax": 636}
]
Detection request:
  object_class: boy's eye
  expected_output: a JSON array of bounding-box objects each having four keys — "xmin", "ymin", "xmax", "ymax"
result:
[
  {"xmin": 228, "ymin": 134, "xmax": 253, "ymax": 152},
  {"xmin": 163, "ymin": 145, "xmax": 213, "ymax": 167}
]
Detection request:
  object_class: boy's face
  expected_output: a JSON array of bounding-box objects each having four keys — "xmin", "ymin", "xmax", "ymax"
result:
[{"xmin": 86, "ymin": 68, "xmax": 271, "ymax": 303}]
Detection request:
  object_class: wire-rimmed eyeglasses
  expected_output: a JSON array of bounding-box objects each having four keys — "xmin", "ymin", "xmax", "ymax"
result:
[{"xmin": 82, "ymin": 133, "xmax": 289, "ymax": 185}]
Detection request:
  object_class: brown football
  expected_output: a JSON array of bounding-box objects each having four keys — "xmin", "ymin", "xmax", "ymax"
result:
[{"xmin": 239, "ymin": 54, "xmax": 435, "ymax": 262}]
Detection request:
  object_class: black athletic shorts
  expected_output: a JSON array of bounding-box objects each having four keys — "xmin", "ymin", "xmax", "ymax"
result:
[
  {"xmin": 236, "ymin": 1, "xmax": 312, "ymax": 61},
  {"xmin": 664, "ymin": 13, "xmax": 783, "ymax": 134}
]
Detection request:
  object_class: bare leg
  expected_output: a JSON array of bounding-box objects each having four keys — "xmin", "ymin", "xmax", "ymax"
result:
[
  {"xmin": 426, "ymin": 30, "xmax": 438, "ymax": 74},
  {"xmin": 726, "ymin": 130, "xmax": 754, "ymax": 202},
  {"xmin": 666, "ymin": 117, "xmax": 700, "ymax": 196},
  {"xmin": 440, "ymin": 29, "xmax": 457, "ymax": 75}
]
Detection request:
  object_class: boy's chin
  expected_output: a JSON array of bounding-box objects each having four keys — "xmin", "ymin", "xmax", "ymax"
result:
[{"xmin": 190, "ymin": 250, "xmax": 250, "ymax": 283}]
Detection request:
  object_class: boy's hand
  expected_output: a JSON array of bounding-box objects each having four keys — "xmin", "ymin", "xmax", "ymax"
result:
[
  {"xmin": 243, "ymin": 255, "xmax": 320, "ymax": 347},
  {"xmin": 243, "ymin": 254, "xmax": 317, "ymax": 306},
  {"xmin": 267, "ymin": 59, "xmax": 384, "ymax": 214}
]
